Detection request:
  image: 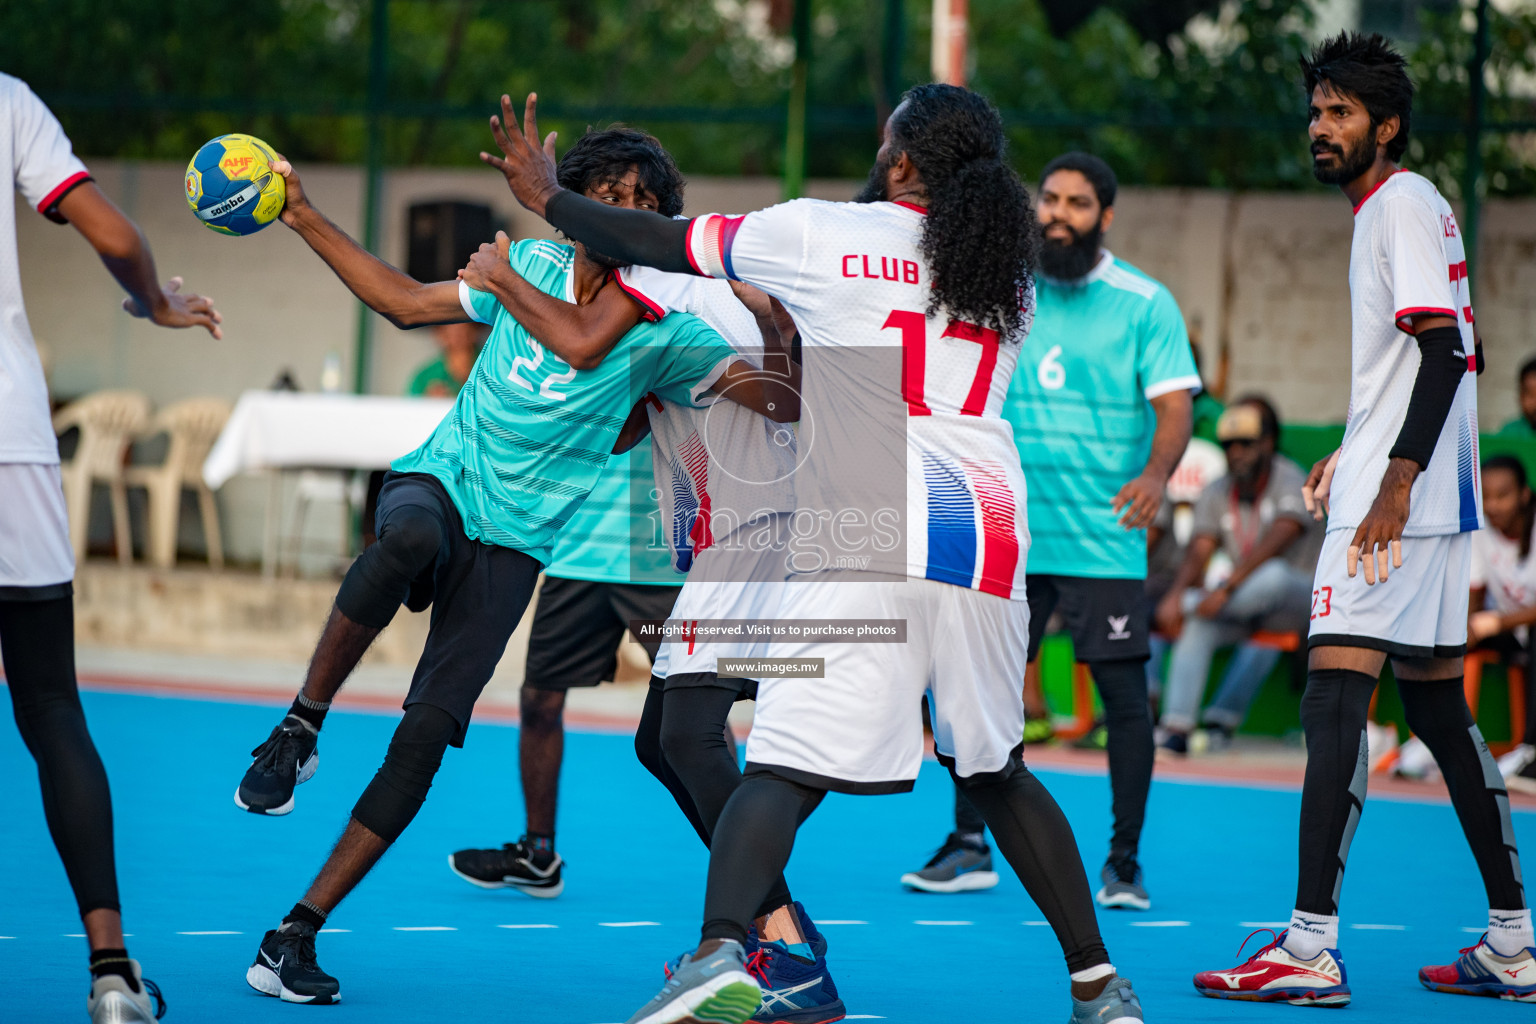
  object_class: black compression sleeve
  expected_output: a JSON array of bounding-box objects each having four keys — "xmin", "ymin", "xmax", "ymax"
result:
[
  {"xmin": 544, "ymin": 190, "xmax": 696, "ymax": 275},
  {"xmin": 1388, "ymin": 324, "xmax": 1467, "ymax": 469}
]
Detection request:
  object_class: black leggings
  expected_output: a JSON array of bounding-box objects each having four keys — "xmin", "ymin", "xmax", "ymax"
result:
[
  {"xmin": 1, "ymin": 594, "xmax": 119, "ymax": 916},
  {"xmin": 704, "ymin": 760, "xmax": 1110, "ymax": 974},
  {"xmin": 634, "ymin": 683, "xmax": 793, "ymax": 918},
  {"xmin": 1296, "ymin": 669, "xmax": 1525, "ymax": 915},
  {"xmin": 955, "ymin": 657, "xmax": 1152, "ymax": 858}
]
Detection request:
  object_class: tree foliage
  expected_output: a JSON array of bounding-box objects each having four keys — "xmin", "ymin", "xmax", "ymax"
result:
[{"xmin": 1, "ymin": 0, "xmax": 1532, "ymax": 195}]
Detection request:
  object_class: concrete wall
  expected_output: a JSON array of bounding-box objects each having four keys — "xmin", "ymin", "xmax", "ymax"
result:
[{"xmin": 17, "ymin": 161, "xmax": 1536, "ymax": 562}]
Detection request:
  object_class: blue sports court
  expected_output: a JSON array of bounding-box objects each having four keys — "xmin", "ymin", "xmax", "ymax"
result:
[{"xmin": 2, "ymin": 686, "xmax": 1531, "ymax": 1023}]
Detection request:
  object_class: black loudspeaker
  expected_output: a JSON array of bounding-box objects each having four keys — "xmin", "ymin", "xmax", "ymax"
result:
[{"xmin": 406, "ymin": 201, "xmax": 495, "ymax": 283}]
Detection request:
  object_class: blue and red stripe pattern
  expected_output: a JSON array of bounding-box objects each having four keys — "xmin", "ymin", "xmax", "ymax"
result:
[
  {"xmin": 920, "ymin": 452, "xmax": 1021, "ymax": 598},
  {"xmin": 685, "ymin": 214, "xmax": 746, "ymax": 280},
  {"xmin": 667, "ymin": 431, "xmax": 714, "ymax": 572},
  {"xmin": 1458, "ymin": 407, "xmax": 1481, "ymax": 533}
]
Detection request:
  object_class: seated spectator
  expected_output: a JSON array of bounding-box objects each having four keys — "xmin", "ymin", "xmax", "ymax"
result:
[
  {"xmin": 1154, "ymin": 397, "xmax": 1317, "ymax": 755},
  {"xmin": 1494, "ymin": 355, "xmax": 1536, "ymax": 438},
  {"xmin": 408, "ymin": 321, "xmax": 486, "ymax": 397},
  {"xmin": 1469, "ymin": 455, "xmax": 1536, "ymax": 793}
]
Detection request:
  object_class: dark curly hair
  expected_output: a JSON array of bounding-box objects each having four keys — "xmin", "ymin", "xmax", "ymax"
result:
[
  {"xmin": 887, "ymin": 84, "xmax": 1037, "ymax": 340},
  {"xmin": 556, "ymin": 125, "xmax": 685, "ymax": 217},
  {"xmin": 1300, "ymin": 32, "xmax": 1413, "ymax": 163}
]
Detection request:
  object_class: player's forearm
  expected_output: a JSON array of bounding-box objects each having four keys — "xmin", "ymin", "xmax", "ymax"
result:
[
  {"xmin": 545, "ymin": 191, "xmax": 695, "ymax": 275},
  {"xmin": 483, "ymin": 265, "xmax": 635, "ymax": 371},
  {"xmin": 285, "ymin": 205, "xmax": 443, "ymax": 328},
  {"xmin": 96, "ymin": 233, "xmax": 168, "ymax": 321},
  {"xmin": 1388, "ymin": 320, "xmax": 1466, "ymax": 470},
  {"xmin": 1143, "ymin": 390, "xmax": 1194, "ymax": 482},
  {"xmin": 62, "ymin": 185, "xmax": 169, "ymax": 318}
]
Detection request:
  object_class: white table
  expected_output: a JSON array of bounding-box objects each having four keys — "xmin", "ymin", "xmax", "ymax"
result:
[{"xmin": 203, "ymin": 391, "xmax": 454, "ymax": 575}]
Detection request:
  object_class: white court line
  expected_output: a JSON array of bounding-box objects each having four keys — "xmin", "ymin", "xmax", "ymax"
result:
[
  {"xmin": 845, "ymin": 1016, "xmax": 888, "ymax": 1019},
  {"xmin": 393, "ymin": 926, "xmax": 457, "ymax": 932},
  {"xmin": 914, "ymin": 920, "xmax": 972, "ymax": 926},
  {"xmin": 816, "ymin": 920, "xmax": 867, "ymax": 925},
  {"xmin": 1464, "ymin": 927, "xmax": 1488, "ymax": 933},
  {"xmin": 177, "ymin": 931, "xmax": 241, "ymax": 935},
  {"xmin": 1350, "ymin": 924, "xmax": 1406, "ymax": 931},
  {"xmin": 64, "ymin": 934, "xmax": 85, "ymax": 938},
  {"xmin": 499, "ymin": 924, "xmax": 558, "ymax": 929},
  {"xmin": 319, "ymin": 929, "xmax": 351, "ymax": 934},
  {"xmin": 1130, "ymin": 921, "xmax": 1190, "ymax": 928},
  {"xmin": 1239, "ymin": 922, "xmax": 1290, "ymax": 928},
  {"xmin": 1022, "ymin": 920, "xmax": 1050, "ymax": 926},
  {"xmin": 0, "ymin": 936, "xmax": 13, "ymax": 940},
  {"xmin": 599, "ymin": 921, "xmax": 661, "ymax": 928}
]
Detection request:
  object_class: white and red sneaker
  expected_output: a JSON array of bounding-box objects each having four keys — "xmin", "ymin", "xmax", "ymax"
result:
[
  {"xmin": 1193, "ymin": 929, "xmax": 1350, "ymax": 1007},
  {"xmin": 1419, "ymin": 934, "xmax": 1536, "ymax": 1002}
]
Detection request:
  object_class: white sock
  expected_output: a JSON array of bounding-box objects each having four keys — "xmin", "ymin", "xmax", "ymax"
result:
[
  {"xmin": 1070, "ymin": 963, "xmax": 1116, "ymax": 984},
  {"xmin": 1283, "ymin": 910, "xmax": 1338, "ymax": 960},
  {"xmin": 1487, "ymin": 909, "xmax": 1534, "ymax": 956}
]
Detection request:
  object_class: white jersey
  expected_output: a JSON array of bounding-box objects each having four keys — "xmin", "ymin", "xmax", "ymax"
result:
[
  {"xmin": 1331, "ymin": 170, "xmax": 1480, "ymax": 537},
  {"xmin": 686, "ymin": 199, "xmax": 1030, "ymax": 599},
  {"xmin": 1, "ymin": 74, "xmax": 90, "ymax": 464},
  {"xmin": 616, "ymin": 266, "xmax": 798, "ymax": 572},
  {"xmin": 1471, "ymin": 524, "xmax": 1536, "ymax": 620}
]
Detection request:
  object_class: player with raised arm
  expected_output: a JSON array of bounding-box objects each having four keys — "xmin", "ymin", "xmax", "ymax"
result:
[
  {"xmin": 1, "ymin": 72, "xmax": 220, "ymax": 1024},
  {"xmin": 1193, "ymin": 33, "xmax": 1533, "ymax": 1007},
  {"xmin": 482, "ymin": 85, "xmax": 1143, "ymax": 1024},
  {"xmin": 232, "ymin": 127, "xmax": 793, "ymax": 1007},
  {"xmin": 458, "ymin": 233, "xmax": 845, "ymax": 1022}
]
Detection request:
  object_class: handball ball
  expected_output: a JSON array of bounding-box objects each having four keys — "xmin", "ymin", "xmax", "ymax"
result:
[{"xmin": 184, "ymin": 134, "xmax": 285, "ymax": 236}]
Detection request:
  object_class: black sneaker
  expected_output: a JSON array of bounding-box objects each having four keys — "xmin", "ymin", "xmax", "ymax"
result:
[
  {"xmin": 1156, "ymin": 731, "xmax": 1188, "ymax": 758},
  {"xmin": 1510, "ymin": 758, "xmax": 1536, "ymax": 796},
  {"xmin": 246, "ymin": 922, "xmax": 340, "ymax": 1004},
  {"xmin": 236, "ymin": 715, "xmax": 319, "ymax": 816},
  {"xmin": 448, "ymin": 836, "xmax": 564, "ymax": 897}
]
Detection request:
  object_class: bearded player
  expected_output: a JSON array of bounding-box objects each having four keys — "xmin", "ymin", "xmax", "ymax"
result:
[{"xmin": 1194, "ymin": 33, "xmax": 1532, "ymax": 1007}]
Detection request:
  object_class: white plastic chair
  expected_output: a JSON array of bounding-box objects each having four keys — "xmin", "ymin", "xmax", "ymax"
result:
[
  {"xmin": 124, "ymin": 398, "xmax": 232, "ymax": 570},
  {"xmin": 52, "ymin": 390, "xmax": 152, "ymax": 565}
]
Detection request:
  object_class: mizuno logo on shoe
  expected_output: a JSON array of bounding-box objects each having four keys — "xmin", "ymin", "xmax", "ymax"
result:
[
  {"xmin": 1222, "ymin": 970, "xmax": 1267, "ymax": 988},
  {"xmin": 1505, "ymin": 966, "xmax": 1529, "ymax": 978}
]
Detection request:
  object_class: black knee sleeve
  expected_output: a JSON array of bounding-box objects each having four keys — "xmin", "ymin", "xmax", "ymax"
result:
[
  {"xmin": 1295, "ymin": 667, "xmax": 1377, "ymax": 915},
  {"xmin": 352, "ymin": 703, "xmax": 457, "ymax": 842},
  {"xmin": 0, "ymin": 597, "xmax": 120, "ymax": 916},
  {"xmin": 335, "ymin": 512, "xmax": 445, "ymax": 628},
  {"xmin": 1402, "ymin": 678, "xmax": 1525, "ymax": 910}
]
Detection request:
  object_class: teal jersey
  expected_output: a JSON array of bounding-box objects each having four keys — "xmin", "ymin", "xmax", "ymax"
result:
[
  {"xmin": 1005, "ymin": 252, "xmax": 1200, "ymax": 578},
  {"xmin": 544, "ymin": 440, "xmax": 681, "ymax": 585},
  {"xmin": 392, "ymin": 238, "xmax": 735, "ymax": 565}
]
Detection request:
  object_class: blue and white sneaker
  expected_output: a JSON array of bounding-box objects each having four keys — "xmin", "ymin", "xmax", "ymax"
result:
[
  {"xmin": 900, "ymin": 832, "xmax": 999, "ymax": 893},
  {"xmin": 664, "ymin": 902, "xmax": 829, "ymax": 980},
  {"xmin": 1094, "ymin": 855, "xmax": 1150, "ymax": 911},
  {"xmin": 1069, "ymin": 974, "xmax": 1143, "ymax": 1024},
  {"xmin": 744, "ymin": 944, "xmax": 845, "ymax": 1024},
  {"xmin": 626, "ymin": 940, "xmax": 761, "ymax": 1024},
  {"xmin": 1420, "ymin": 934, "xmax": 1536, "ymax": 1001}
]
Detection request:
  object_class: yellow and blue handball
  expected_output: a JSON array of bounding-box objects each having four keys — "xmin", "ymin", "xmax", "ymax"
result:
[{"xmin": 184, "ymin": 133, "xmax": 285, "ymax": 236}]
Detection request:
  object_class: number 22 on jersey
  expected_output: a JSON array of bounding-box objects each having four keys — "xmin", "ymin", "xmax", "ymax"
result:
[
  {"xmin": 508, "ymin": 339, "xmax": 577, "ymax": 401},
  {"xmin": 881, "ymin": 309, "xmax": 1001, "ymax": 417}
]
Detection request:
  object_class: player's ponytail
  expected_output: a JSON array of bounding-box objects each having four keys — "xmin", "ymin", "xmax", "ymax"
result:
[{"xmin": 890, "ymin": 85, "xmax": 1037, "ymax": 341}]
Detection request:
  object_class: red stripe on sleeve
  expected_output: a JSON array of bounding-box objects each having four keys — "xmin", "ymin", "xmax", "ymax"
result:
[
  {"xmin": 684, "ymin": 217, "xmax": 710, "ymax": 277},
  {"xmin": 1394, "ymin": 307, "xmax": 1458, "ymax": 335},
  {"xmin": 37, "ymin": 170, "xmax": 91, "ymax": 216}
]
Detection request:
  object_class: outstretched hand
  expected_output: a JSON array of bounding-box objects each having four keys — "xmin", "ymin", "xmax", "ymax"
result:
[
  {"xmin": 481, "ymin": 93, "xmax": 562, "ymax": 217},
  {"xmin": 122, "ymin": 276, "xmax": 222, "ymax": 339},
  {"xmin": 459, "ymin": 230, "xmax": 514, "ymax": 292}
]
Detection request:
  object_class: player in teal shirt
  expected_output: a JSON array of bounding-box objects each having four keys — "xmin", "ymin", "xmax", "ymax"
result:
[
  {"xmin": 232, "ymin": 129, "xmax": 791, "ymax": 1004},
  {"xmin": 911, "ymin": 153, "xmax": 1197, "ymax": 913}
]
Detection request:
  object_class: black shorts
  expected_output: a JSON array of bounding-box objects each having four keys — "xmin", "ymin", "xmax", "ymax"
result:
[
  {"xmin": 376, "ymin": 472, "xmax": 543, "ymax": 746},
  {"xmin": 523, "ymin": 576, "xmax": 682, "ymax": 690},
  {"xmin": 1026, "ymin": 574, "xmax": 1150, "ymax": 664}
]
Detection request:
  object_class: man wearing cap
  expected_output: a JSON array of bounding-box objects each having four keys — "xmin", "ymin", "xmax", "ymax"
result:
[
  {"xmin": 900, "ymin": 152, "xmax": 1198, "ymax": 910},
  {"xmin": 1154, "ymin": 396, "xmax": 1319, "ymax": 753}
]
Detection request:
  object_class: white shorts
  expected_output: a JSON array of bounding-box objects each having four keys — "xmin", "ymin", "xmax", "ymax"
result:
[
  {"xmin": 653, "ymin": 576, "xmax": 785, "ymax": 679},
  {"xmin": 0, "ymin": 462, "xmax": 74, "ymax": 593},
  {"xmin": 746, "ymin": 576, "xmax": 1029, "ymax": 793},
  {"xmin": 1308, "ymin": 529, "xmax": 1471, "ymax": 659}
]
